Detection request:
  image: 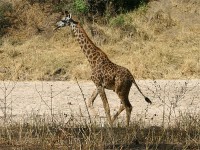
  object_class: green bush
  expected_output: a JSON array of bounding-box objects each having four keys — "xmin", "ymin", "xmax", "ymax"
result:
[
  {"xmin": 110, "ymin": 14, "xmax": 125, "ymax": 27},
  {"xmin": 52, "ymin": 0, "xmax": 148, "ymax": 18},
  {"xmin": 74, "ymin": 0, "xmax": 89, "ymax": 14},
  {"xmin": 52, "ymin": 0, "xmax": 88, "ymax": 16},
  {"xmin": 87, "ymin": 0, "xmax": 148, "ymax": 17}
]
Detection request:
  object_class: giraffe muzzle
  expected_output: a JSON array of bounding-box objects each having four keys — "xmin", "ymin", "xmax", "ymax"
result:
[{"xmin": 54, "ymin": 20, "xmax": 66, "ymax": 31}]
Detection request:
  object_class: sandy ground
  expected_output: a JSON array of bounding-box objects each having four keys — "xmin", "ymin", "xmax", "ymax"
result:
[{"xmin": 0, "ymin": 80, "xmax": 199, "ymax": 126}]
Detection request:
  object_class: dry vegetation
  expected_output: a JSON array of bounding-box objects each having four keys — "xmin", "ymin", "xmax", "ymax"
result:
[
  {"xmin": 0, "ymin": 114, "xmax": 199, "ymax": 149},
  {"xmin": 0, "ymin": 0, "xmax": 199, "ymax": 80},
  {"xmin": 0, "ymin": 0, "xmax": 200, "ymax": 149}
]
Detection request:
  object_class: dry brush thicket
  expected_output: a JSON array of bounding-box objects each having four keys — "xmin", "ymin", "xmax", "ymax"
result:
[{"xmin": 0, "ymin": 0, "xmax": 199, "ymax": 80}]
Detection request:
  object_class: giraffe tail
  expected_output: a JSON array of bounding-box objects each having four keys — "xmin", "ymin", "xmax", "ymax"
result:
[
  {"xmin": 132, "ymin": 80, "xmax": 152, "ymax": 104},
  {"xmin": 145, "ymin": 97, "xmax": 152, "ymax": 104}
]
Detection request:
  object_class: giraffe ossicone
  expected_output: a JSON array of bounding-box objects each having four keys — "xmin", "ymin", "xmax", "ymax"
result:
[{"xmin": 56, "ymin": 13, "xmax": 152, "ymax": 126}]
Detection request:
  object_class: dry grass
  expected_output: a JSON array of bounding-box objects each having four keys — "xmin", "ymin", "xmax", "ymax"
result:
[
  {"xmin": 0, "ymin": 0, "xmax": 199, "ymax": 80},
  {"xmin": 0, "ymin": 114, "xmax": 199, "ymax": 150}
]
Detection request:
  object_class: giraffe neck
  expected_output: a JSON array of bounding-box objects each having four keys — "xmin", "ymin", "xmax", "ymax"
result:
[{"xmin": 70, "ymin": 22, "xmax": 109, "ymax": 67}]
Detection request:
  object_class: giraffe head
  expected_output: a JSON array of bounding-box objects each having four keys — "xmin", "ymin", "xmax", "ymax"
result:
[{"xmin": 55, "ymin": 12, "xmax": 77, "ymax": 30}]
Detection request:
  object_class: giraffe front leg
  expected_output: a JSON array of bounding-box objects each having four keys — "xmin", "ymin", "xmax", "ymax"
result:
[
  {"xmin": 97, "ymin": 86, "xmax": 112, "ymax": 126},
  {"xmin": 88, "ymin": 89, "xmax": 98, "ymax": 107}
]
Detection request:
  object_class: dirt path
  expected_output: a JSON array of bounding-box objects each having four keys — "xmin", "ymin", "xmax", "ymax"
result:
[{"xmin": 0, "ymin": 80, "xmax": 199, "ymax": 126}]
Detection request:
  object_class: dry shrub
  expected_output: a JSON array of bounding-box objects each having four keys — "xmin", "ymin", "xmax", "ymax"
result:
[
  {"xmin": 71, "ymin": 63, "xmax": 91, "ymax": 80},
  {"xmin": 7, "ymin": 0, "xmax": 60, "ymax": 41},
  {"xmin": 181, "ymin": 59, "xmax": 200, "ymax": 77},
  {"xmin": 148, "ymin": 10, "xmax": 176, "ymax": 34},
  {"xmin": 0, "ymin": 0, "xmax": 199, "ymax": 80}
]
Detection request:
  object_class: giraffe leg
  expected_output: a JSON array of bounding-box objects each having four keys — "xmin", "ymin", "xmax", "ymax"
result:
[
  {"xmin": 88, "ymin": 89, "xmax": 98, "ymax": 107},
  {"xmin": 112, "ymin": 95, "xmax": 132, "ymax": 126},
  {"xmin": 124, "ymin": 99, "xmax": 132, "ymax": 126},
  {"xmin": 97, "ymin": 86, "xmax": 112, "ymax": 126},
  {"xmin": 115, "ymin": 81, "xmax": 132, "ymax": 126},
  {"xmin": 88, "ymin": 89, "xmax": 99, "ymax": 117},
  {"xmin": 111, "ymin": 103, "xmax": 125, "ymax": 124}
]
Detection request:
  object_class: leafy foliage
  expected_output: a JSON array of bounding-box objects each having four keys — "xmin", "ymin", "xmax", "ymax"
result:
[
  {"xmin": 87, "ymin": 0, "xmax": 148, "ymax": 16},
  {"xmin": 110, "ymin": 14, "xmax": 125, "ymax": 27},
  {"xmin": 74, "ymin": 0, "xmax": 89, "ymax": 14},
  {"xmin": 31, "ymin": 0, "xmax": 149, "ymax": 19}
]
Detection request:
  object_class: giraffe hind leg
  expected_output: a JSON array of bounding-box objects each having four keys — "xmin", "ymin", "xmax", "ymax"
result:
[
  {"xmin": 111, "ymin": 104, "xmax": 125, "ymax": 124},
  {"xmin": 124, "ymin": 99, "xmax": 132, "ymax": 126},
  {"xmin": 113, "ymin": 94, "xmax": 132, "ymax": 126},
  {"xmin": 115, "ymin": 81, "xmax": 132, "ymax": 126}
]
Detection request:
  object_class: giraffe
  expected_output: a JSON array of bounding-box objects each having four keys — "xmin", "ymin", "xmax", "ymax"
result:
[{"xmin": 56, "ymin": 13, "xmax": 152, "ymax": 126}]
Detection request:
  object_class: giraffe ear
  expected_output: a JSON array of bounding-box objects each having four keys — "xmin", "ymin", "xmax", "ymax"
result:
[
  {"xmin": 68, "ymin": 13, "xmax": 72, "ymax": 19},
  {"xmin": 64, "ymin": 10, "xmax": 71, "ymax": 19}
]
